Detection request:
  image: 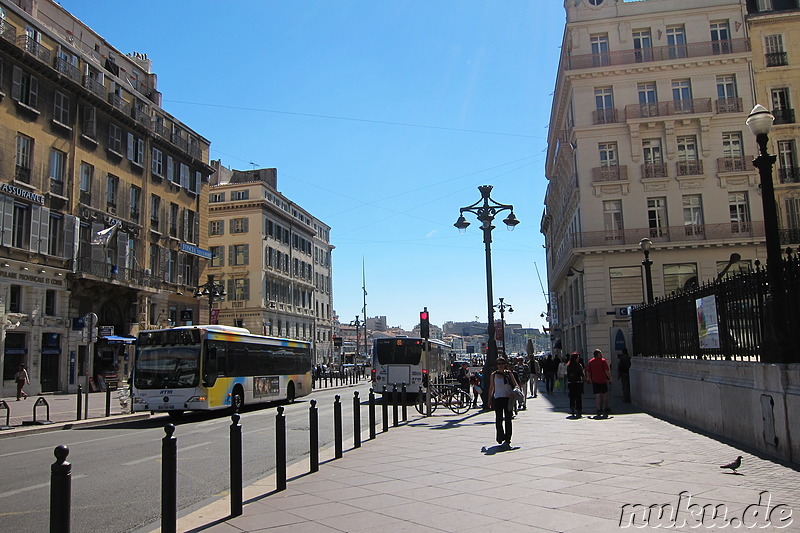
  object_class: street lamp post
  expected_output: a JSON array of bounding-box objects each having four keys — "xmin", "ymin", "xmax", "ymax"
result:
[
  {"xmin": 639, "ymin": 238, "xmax": 654, "ymax": 305},
  {"xmin": 494, "ymin": 298, "xmax": 513, "ymax": 356},
  {"xmin": 747, "ymin": 104, "xmax": 789, "ymax": 363},
  {"xmin": 454, "ymin": 185, "xmax": 519, "ymax": 374},
  {"xmin": 350, "ymin": 316, "xmax": 361, "ymax": 365},
  {"xmin": 194, "ymin": 274, "xmax": 226, "ymax": 325}
]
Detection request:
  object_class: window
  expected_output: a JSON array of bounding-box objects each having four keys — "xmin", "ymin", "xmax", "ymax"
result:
[
  {"xmin": 722, "ymin": 132, "xmax": 743, "ymax": 159},
  {"xmin": 48, "ymin": 213, "xmax": 64, "ymax": 256},
  {"xmin": 186, "ymin": 210, "xmax": 196, "ymax": 243},
  {"xmin": 45, "ymin": 289, "xmax": 56, "ymax": 316},
  {"xmin": 230, "ymin": 244, "xmax": 249, "ymax": 266},
  {"xmin": 729, "ymin": 192, "xmax": 751, "ymax": 233},
  {"xmin": 12, "ymin": 203, "xmax": 31, "ymax": 248},
  {"xmin": 9, "ymin": 285, "xmax": 22, "ymax": 312},
  {"xmin": 210, "ymin": 192, "xmax": 225, "ymax": 203},
  {"xmin": 149, "ymin": 243, "xmax": 159, "ymax": 274},
  {"xmin": 777, "ymin": 140, "xmax": 798, "ymax": 183},
  {"xmin": 787, "ymin": 198, "xmax": 800, "ymax": 232},
  {"xmin": 49, "ymin": 149, "xmax": 66, "ymax": 195},
  {"xmin": 230, "ymin": 218, "xmax": 249, "ymax": 234},
  {"xmin": 231, "ymin": 190, "xmax": 249, "ymax": 201},
  {"xmin": 682, "ymin": 195, "xmax": 704, "ymax": 235},
  {"xmin": 590, "ymin": 34, "xmax": 609, "ymax": 67},
  {"xmin": 677, "ymin": 136, "xmax": 701, "ymax": 175},
  {"xmin": 15, "ymin": 134, "xmax": 33, "ymax": 183},
  {"xmin": 151, "ymin": 148, "xmax": 163, "ymax": 177},
  {"xmin": 757, "ymin": 0, "xmax": 773, "ymax": 11},
  {"xmin": 150, "ymin": 195, "xmax": 161, "ymax": 230},
  {"xmin": 637, "ymin": 82, "xmax": 658, "ymax": 118},
  {"xmin": 209, "ymin": 220, "xmax": 224, "ymax": 236},
  {"xmin": 666, "ymin": 26, "xmax": 687, "ymax": 59},
  {"xmin": 594, "ymin": 87, "xmax": 615, "ymax": 123},
  {"xmin": 599, "ymin": 142, "xmax": 617, "ymax": 166},
  {"xmin": 53, "ymin": 91, "xmax": 70, "ymax": 125},
  {"xmin": 710, "ymin": 21, "xmax": 730, "ymax": 54},
  {"xmin": 107, "ymin": 174, "xmax": 119, "ymax": 207},
  {"xmin": 127, "ymin": 133, "xmax": 144, "ymax": 165},
  {"xmin": 228, "ymin": 278, "xmax": 250, "ymax": 301},
  {"xmin": 610, "ymin": 267, "xmax": 643, "ymax": 305},
  {"xmin": 79, "ymin": 163, "xmax": 93, "ymax": 200},
  {"xmin": 764, "ymin": 35, "xmax": 786, "ymax": 67},
  {"xmin": 642, "ymin": 139, "xmax": 665, "ymax": 179},
  {"xmin": 130, "ymin": 185, "xmax": 141, "ymax": 220},
  {"xmin": 210, "ymin": 246, "xmax": 224, "ymax": 267},
  {"xmin": 108, "ymin": 123, "xmax": 123, "ymax": 155},
  {"xmin": 647, "ymin": 197, "xmax": 668, "ymax": 238},
  {"xmin": 716, "ymin": 75, "xmax": 739, "ymax": 113},
  {"xmin": 672, "ymin": 79, "xmax": 693, "ymax": 113},
  {"xmin": 11, "ymin": 66, "xmax": 38, "ymax": 109},
  {"xmin": 663, "ymin": 264, "xmax": 698, "ymax": 295},
  {"xmin": 82, "ymin": 106, "xmax": 97, "ymax": 138},
  {"xmin": 771, "ymin": 88, "xmax": 793, "ymax": 124},
  {"xmin": 169, "ymin": 203, "xmax": 179, "ymax": 238},
  {"xmin": 632, "ymin": 29, "xmax": 652, "ymax": 62},
  {"xmin": 603, "ymin": 200, "xmax": 623, "ymax": 241}
]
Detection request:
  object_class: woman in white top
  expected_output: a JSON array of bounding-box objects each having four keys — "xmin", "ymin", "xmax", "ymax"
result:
[
  {"xmin": 488, "ymin": 357, "xmax": 518, "ymax": 447},
  {"xmin": 557, "ymin": 356, "xmax": 568, "ymax": 392}
]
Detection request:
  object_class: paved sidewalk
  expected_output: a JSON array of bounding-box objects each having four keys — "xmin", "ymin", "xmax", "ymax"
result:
[{"xmin": 161, "ymin": 392, "xmax": 799, "ymax": 533}]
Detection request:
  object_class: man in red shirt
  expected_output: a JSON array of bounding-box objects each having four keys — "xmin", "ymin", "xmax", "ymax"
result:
[{"xmin": 585, "ymin": 349, "xmax": 612, "ymax": 418}]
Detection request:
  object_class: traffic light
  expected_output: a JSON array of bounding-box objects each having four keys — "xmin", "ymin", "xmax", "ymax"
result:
[{"xmin": 419, "ymin": 307, "xmax": 430, "ymax": 339}]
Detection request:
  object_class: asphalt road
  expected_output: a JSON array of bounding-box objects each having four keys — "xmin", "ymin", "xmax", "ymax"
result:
[{"xmin": 0, "ymin": 383, "xmax": 384, "ymax": 533}]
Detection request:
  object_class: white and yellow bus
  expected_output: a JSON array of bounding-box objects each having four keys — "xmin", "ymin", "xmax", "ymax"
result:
[
  {"xmin": 132, "ymin": 325, "xmax": 312, "ymax": 417},
  {"xmin": 371, "ymin": 337, "xmax": 451, "ymax": 397}
]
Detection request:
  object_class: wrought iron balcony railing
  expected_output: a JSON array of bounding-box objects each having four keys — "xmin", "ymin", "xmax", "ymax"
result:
[
  {"xmin": 593, "ymin": 108, "xmax": 619, "ymax": 125},
  {"xmin": 108, "ymin": 93, "xmax": 131, "ymax": 116},
  {"xmin": 717, "ymin": 156, "xmax": 753, "ymax": 173},
  {"xmin": 772, "ymin": 108, "xmax": 795, "ymax": 125},
  {"xmin": 83, "ymin": 75, "xmax": 106, "ymax": 99},
  {"xmin": 641, "ymin": 162, "xmax": 668, "ymax": 180},
  {"xmin": 716, "ymin": 97, "xmax": 743, "ymax": 114},
  {"xmin": 677, "ymin": 160, "xmax": 703, "ymax": 176},
  {"xmin": 16, "ymin": 35, "xmax": 50, "ymax": 64},
  {"xmin": 778, "ymin": 167, "xmax": 800, "ymax": 184},
  {"xmin": 54, "ymin": 57, "xmax": 81, "ymax": 83},
  {"xmin": 625, "ymin": 98, "xmax": 712, "ymax": 119},
  {"xmin": 567, "ymin": 38, "xmax": 749, "ymax": 70},
  {"xmin": 765, "ymin": 52, "xmax": 788, "ymax": 67},
  {"xmin": 592, "ymin": 165, "xmax": 628, "ymax": 183}
]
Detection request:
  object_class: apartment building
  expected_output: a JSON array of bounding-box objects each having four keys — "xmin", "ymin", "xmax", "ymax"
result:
[
  {"xmin": 542, "ymin": 0, "xmax": 787, "ymax": 359},
  {"xmin": 746, "ymin": 0, "xmax": 800, "ymax": 241},
  {"xmin": 207, "ymin": 163, "xmax": 334, "ymax": 364},
  {"xmin": 0, "ymin": 0, "xmax": 212, "ymax": 396}
]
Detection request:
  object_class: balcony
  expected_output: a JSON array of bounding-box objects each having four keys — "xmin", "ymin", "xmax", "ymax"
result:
[
  {"xmin": 152, "ymin": 121, "xmax": 170, "ymax": 139},
  {"xmin": 778, "ymin": 167, "xmax": 800, "ymax": 184},
  {"xmin": 49, "ymin": 179, "xmax": 64, "ymax": 197},
  {"xmin": 189, "ymin": 143, "xmax": 202, "ymax": 161},
  {"xmin": 717, "ymin": 156, "xmax": 752, "ymax": 173},
  {"xmin": 641, "ymin": 162, "xmax": 668, "ymax": 180},
  {"xmin": 677, "ymin": 160, "xmax": 703, "ymax": 176},
  {"xmin": 566, "ymin": 38, "xmax": 749, "ymax": 70},
  {"xmin": 592, "ymin": 165, "xmax": 628, "ymax": 183},
  {"xmin": 16, "ymin": 35, "xmax": 50, "ymax": 64},
  {"xmin": 108, "ymin": 93, "xmax": 131, "ymax": 116},
  {"xmin": 54, "ymin": 57, "xmax": 81, "ymax": 83},
  {"xmin": 132, "ymin": 106, "xmax": 151, "ymax": 129},
  {"xmin": 171, "ymin": 133, "xmax": 189, "ymax": 153},
  {"xmin": 79, "ymin": 190, "xmax": 92, "ymax": 205},
  {"xmin": 773, "ymin": 108, "xmax": 795, "ymax": 125},
  {"xmin": 0, "ymin": 21, "xmax": 16, "ymax": 44},
  {"xmin": 14, "ymin": 165, "xmax": 31, "ymax": 184},
  {"xmin": 765, "ymin": 52, "xmax": 788, "ymax": 67},
  {"xmin": 74, "ymin": 256, "xmax": 162, "ymax": 289},
  {"xmin": 83, "ymin": 76, "xmax": 106, "ymax": 99},
  {"xmin": 593, "ymin": 108, "xmax": 619, "ymax": 125},
  {"xmin": 625, "ymin": 98, "xmax": 712, "ymax": 120},
  {"xmin": 716, "ymin": 98, "xmax": 743, "ymax": 114},
  {"xmin": 569, "ymin": 221, "xmax": 765, "ymax": 249}
]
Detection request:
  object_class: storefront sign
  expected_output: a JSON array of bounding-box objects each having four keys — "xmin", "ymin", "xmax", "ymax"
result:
[
  {"xmin": 180, "ymin": 243, "xmax": 212, "ymax": 259},
  {"xmin": 0, "ymin": 269, "xmax": 64, "ymax": 285},
  {"xmin": 1, "ymin": 183, "xmax": 45, "ymax": 204}
]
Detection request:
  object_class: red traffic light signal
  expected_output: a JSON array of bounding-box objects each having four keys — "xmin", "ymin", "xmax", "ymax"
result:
[{"xmin": 420, "ymin": 307, "xmax": 430, "ymax": 338}]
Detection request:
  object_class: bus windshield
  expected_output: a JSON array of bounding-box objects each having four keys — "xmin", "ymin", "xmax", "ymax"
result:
[
  {"xmin": 134, "ymin": 346, "xmax": 201, "ymax": 389},
  {"xmin": 375, "ymin": 341, "xmax": 423, "ymax": 365}
]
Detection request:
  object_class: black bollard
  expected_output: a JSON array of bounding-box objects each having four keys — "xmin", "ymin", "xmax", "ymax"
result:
[
  {"xmin": 230, "ymin": 413, "xmax": 242, "ymax": 517},
  {"xmin": 334, "ymin": 395, "xmax": 342, "ymax": 459},
  {"xmin": 353, "ymin": 391, "xmax": 361, "ymax": 448},
  {"xmin": 50, "ymin": 445, "xmax": 71, "ymax": 533},
  {"xmin": 276, "ymin": 405, "xmax": 286, "ymax": 491},
  {"xmin": 84, "ymin": 384, "xmax": 89, "ymax": 420},
  {"xmin": 392, "ymin": 384, "xmax": 399, "ymax": 427},
  {"xmin": 382, "ymin": 385, "xmax": 389, "ymax": 433},
  {"xmin": 161, "ymin": 424, "xmax": 177, "ymax": 533},
  {"xmin": 75, "ymin": 385, "xmax": 82, "ymax": 421},
  {"xmin": 401, "ymin": 383, "xmax": 407, "ymax": 422},
  {"xmin": 309, "ymin": 399, "xmax": 319, "ymax": 473},
  {"xmin": 105, "ymin": 386, "xmax": 111, "ymax": 417},
  {"xmin": 368, "ymin": 388, "xmax": 376, "ymax": 440}
]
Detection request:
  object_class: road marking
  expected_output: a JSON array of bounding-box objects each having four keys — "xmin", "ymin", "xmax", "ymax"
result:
[
  {"xmin": 122, "ymin": 441, "xmax": 212, "ymax": 466},
  {"xmin": 0, "ymin": 474, "xmax": 88, "ymax": 499}
]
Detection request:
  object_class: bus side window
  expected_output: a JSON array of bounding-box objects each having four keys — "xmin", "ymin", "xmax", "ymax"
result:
[{"xmin": 204, "ymin": 345, "xmax": 219, "ymax": 387}]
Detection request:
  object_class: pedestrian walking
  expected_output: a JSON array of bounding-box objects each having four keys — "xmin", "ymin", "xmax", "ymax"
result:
[
  {"xmin": 566, "ymin": 352, "xmax": 584, "ymax": 418},
  {"xmin": 514, "ymin": 357, "xmax": 530, "ymax": 410},
  {"xmin": 470, "ymin": 372, "xmax": 482, "ymax": 409},
  {"xmin": 529, "ymin": 356, "xmax": 540, "ymax": 398},
  {"xmin": 15, "ymin": 363, "xmax": 29, "ymax": 400},
  {"xmin": 542, "ymin": 353, "xmax": 556, "ymax": 394},
  {"xmin": 585, "ymin": 349, "xmax": 612, "ymax": 418},
  {"xmin": 618, "ymin": 348, "xmax": 632, "ymax": 402},
  {"xmin": 556, "ymin": 356, "xmax": 567, "ymax": 392},
  {"xmin": 488, "ymin": 357, "xmax": 518, "ymax": 448}
]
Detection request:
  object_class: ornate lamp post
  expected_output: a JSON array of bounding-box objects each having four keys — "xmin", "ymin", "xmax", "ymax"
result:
[
  {"xmin": 746, "ymin": 104, "xmax": 788, "ymax": 363},
  {"xmin": 194, "ymin": 274, "xmax": 226, "ymax": 325},
  {"xmin": 454, "ymin": 185, "xmax": 519, "ymax": 373},
  {"xmin": 639, "ymin": 238, "xmax": 654, "ymax": 305},
  {"xmin": 494, "ymin": 298, "xmax": 513, "ymax": 356}
]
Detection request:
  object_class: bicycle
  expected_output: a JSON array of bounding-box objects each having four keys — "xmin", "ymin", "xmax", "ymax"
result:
[{"xmin": 415, "ymin": 383, "xmax": 471, "ymax": 415}]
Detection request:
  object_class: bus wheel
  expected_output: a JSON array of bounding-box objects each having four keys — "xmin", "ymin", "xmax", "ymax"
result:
[
  {"xmin": 231, "ymin": 387, "xmax": 244, "ymax": 413},
  {"xmin": 286, "ymin": 382, "xmax": 296, "ymax": 403},
  {"xmin": 167, "ymin": 410, "xmax": 184, "ymax": 420}
]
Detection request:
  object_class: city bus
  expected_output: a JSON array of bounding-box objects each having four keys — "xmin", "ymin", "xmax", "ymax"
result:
[
  {"xmin": 132, "ymin": 325, "xmax": 312, "ymax": 417},
  {"xmin": 371, "ymin": 337, "xmax": 451, "ymax": 396}
]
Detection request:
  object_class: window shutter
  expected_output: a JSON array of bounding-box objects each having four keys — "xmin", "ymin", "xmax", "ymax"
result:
[
  {"xmin": 243, "ymin": 218, "xmax": 249, "ymax": 233},
  {"xmin": 28, "ymin": 74, "xmax": 37, "ymax": 108},
  {"xmin": 166, "ymin": 155, "xmax": 174, "ymax": 182},
  {"xmin": 38, "ymin": 207, "xmax": 50, "ymax": 255},
  {"xmin": 11, "ymin": 65, "xmax": 22, "ymax": 101},
  {"xmin": 64, "ymin": 215, "xmax": 77, "ymax": 262},
  {"xmin": 127, "ymin": 132, "xmax": 134, "ymax": 160},
  {"xmin": 243, "ymin": 279, "xmax": 250, "ymax": 301},
  {"xmin": 180, "ymin": 163, "xmax": 189, "ymax": 189},
  {"xmin": 194, "ymin": 211, "xmax": 200, "ymax": 244},
  {"xmin": 227, "ymin": 279, "xmax": 235, "ymax": 300},
  {"xmin": 29, "ymin": 205, "xmax": 41, "ymax": 252},
  {"xmin": 117, "ymin": 232, "xmax": 129, "ymax": 277},
  {"xmin": 228, "ymin": 245, "xmax": 234, "ymax": 266},
  {"xmin": 182, "ymin": 209, "xmax": 188, "ymax": 241},
  {"xmin": 229, "ymin": 219, "xmax": 235, "ymax": 233},
  {"xmin": 160, "ymin": 247, "xmax": 169, "ymax": 281},
  {"xmin": 83, "ymin": 106, "xmax": 96, "ymax": 137},
  {"xmin": 91, "ymin": 222, "xmax": 104, "ymax": 264},
  {"xmin": 243, "ymin": 245, "xmax": 249, "ymax": 265}
]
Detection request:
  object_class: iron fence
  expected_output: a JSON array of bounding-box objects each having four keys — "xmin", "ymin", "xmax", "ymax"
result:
[{"xmin": 631, "ymin": 252, "xmax": 800, "ymax": 362}]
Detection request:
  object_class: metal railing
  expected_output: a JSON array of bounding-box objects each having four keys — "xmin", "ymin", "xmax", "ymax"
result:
[
  {"xmin": 108, "ymin": 93, "xmax": 131, "ymax": 116},
  {"xmin": 717, "ymin": 156, "xmax": 752, "ymax": 173},
  {"xmin": 83, "ymin": 75, "xmax": 106, "ymax": 99},
  {"xmin": 567, "ymin": 38, "xmax": 749, "ymax": 70},
  {"xmin": 625, "ymin": 98, "xmax": 712, "ymax": 120},
  {"xmin": 16, "ymin": 34, "xmax": 50, "ymax": 63},
  {"xmin": 74, "ymin": 257, "xmax": 163, "ymax": 288},
  {"xmin": 570, "ymin": 221, "xmax": 765, "ymax": 249},
  {"xmin": 641, "ymin": 162, "xmax": 668, "ymax": 179},
  {"xmin": 54, "ymin": 57, "xmax": 81, "ymax": 83},
  {"xmin": 676, "ymin": 160, "xmax": 703, "ymax": 176},
  {"xmin": 765, "ymin": 52, "xmax": 788, "ymax": 67},
  {"xmin": 716, "ymin": 97, "xmax": 743, "ymax": 114},
  {"xmin": 592, "ymin": 108, "xmax": 619, "ymax": 125},
  {"xmin": 778, "ymin": 167, "xmax": 800, "ymax": 184},
  {"xmin": 772, "ymin": 108, "xmax": 795, "ymax": 125},
  {"xmin": 592, "ymin": 165, "xmax": 628, "ymax": 183}
]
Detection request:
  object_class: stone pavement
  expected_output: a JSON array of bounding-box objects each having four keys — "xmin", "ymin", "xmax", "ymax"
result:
[{"xmin": 160, "ymin": 392, "xmax": 800, "ymax": 533}]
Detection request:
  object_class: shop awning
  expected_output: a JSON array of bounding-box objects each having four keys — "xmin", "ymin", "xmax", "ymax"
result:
[{"xmin": 102, "ymin": 335, "xmax": 137, "ymax": 344}]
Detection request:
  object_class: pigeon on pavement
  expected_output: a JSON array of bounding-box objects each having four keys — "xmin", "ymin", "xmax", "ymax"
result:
[{"xmin": 720, "ymin": 456, "xmax": 742, "ymax": 473}]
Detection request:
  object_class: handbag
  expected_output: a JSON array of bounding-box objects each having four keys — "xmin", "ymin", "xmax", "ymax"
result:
[{"xmin": 512, "ymin": 386, "xmax": 524, "ymax": 402}]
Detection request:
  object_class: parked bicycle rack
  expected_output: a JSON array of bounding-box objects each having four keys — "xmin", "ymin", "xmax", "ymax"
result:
[
  {"xmin": 0, "ymin": 400, "xmax": 12, "ymax": 430},
  {"xmin": 22, "ymin": 397, "xmax": 54, "ymax": 425}
]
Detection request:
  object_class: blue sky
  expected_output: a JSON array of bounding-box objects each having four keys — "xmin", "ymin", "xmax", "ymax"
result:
[{"xmin": 63, "ymin": 1, "xmax": 565, "ymax": 330}]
